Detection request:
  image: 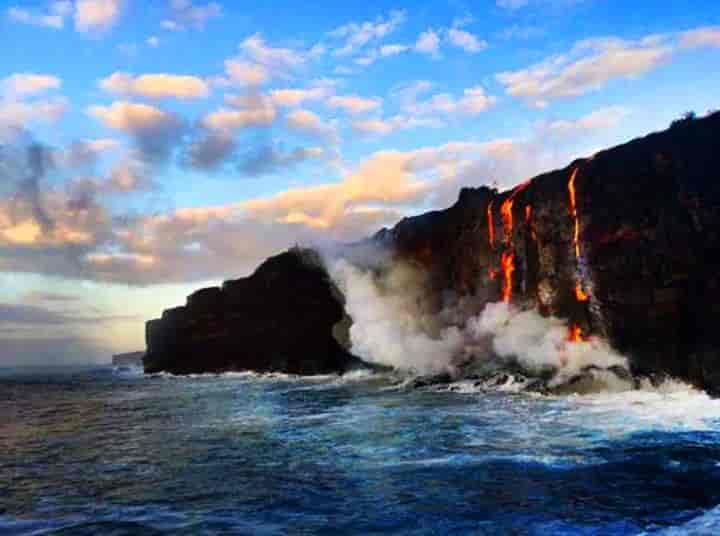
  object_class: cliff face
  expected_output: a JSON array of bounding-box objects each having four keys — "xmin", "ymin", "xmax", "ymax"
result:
[
  {"xmin": 144, "ymin": 113, "xmax": 720, "ymax": 388},
  {"xmin": 143, "ymin": 248, "xmax": 360, "ymax": 375},
  {"xmin": 373, "ymin": 113, "xmax": 720, "ymax": 391}
]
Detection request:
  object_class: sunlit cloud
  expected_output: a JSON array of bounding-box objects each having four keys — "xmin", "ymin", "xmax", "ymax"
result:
[
  {"xmin": 74, "ymin": 0, "xmax": 124, "ymax": 33},
  {"xmin": 497, "ymin": 35, "xmax": 673, "ymax": 107},
  {"xmin": 99, "ymin": 72, "xmax": 211, "ymax": 99}
]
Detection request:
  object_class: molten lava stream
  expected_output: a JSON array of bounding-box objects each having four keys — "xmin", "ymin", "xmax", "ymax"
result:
[
  {"xmin": 568, "ymin": 323, "xmax": 583, "ymax": 343},
  {"xmin": 525, "ymin": 205, "xmax": 536, "ymax": 241},
  {"xmin": 568, "ymin": 168, "xmax": 581, "ymax": 260},
  {"xmin": 575, "ymin": 283, "xmax": 589, "ymax": 302},
  {"xmin": 500, "ymin": 250, "xmax": 515, "ymax": 303}
]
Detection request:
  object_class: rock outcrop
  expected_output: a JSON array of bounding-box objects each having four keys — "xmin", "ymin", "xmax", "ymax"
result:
[
  {"xmin": 144, "ymin": 113, "xmax": 720, "ymax": 389},
  {"xmin": 143, "ymin": 248, "xmax": 361, "ymax": 375},
  {"xmin": 370, "ymin": 112, "xmax": 720, "ymax": 392}
]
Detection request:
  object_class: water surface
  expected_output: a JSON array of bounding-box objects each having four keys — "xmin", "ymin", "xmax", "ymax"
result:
[{"xmin": 2, "ymin": 366, "xmax": 720, "ymax": 534}]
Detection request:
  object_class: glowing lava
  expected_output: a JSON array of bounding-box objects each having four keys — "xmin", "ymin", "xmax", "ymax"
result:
[
  {"xmin": 575, "ymin": 283, "xmax": 589, "ymax": 302},
  {"xmin": 500, "ymin": 250, "xmax": 515, "ymax": 303},
  {"xmin": 568, "ymin": 323, "xmax": 583, "ymax": 343},
  {"xmin": 568, "ymin": 168, "xmax": 581, "ymax": 260},
  {"xmin": 525, "ymin": 205, "xmax": 536, "ymax": 241},
  {"xmin": 501, "ymin": 181, "xmax": 530, "ymax": 244},
  {"xmin": 568, "ymin": 167, "xmax": 591, "ymax": 338}
]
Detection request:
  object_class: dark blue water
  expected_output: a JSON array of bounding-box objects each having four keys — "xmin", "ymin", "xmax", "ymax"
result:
[{"xmin": 2, "ymin": 367, "xmax": 720, "ymax": 535}]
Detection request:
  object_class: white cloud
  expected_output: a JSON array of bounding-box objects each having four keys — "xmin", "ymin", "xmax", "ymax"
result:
[
  {"xmin": 680, "ymin": 26, "xmax": 720, "ymax": 49},
  {"xmin": 163, "ymin": 0, "xmax": 221, "ymax": 31},
  {"xmin": 286, "ymin": 109, "xmax": 338, "ymax": 142},
  {"xmin": 415, "ymin": 29, "xmax": 441, "ymax": 57},
  {"xmin": 87, "ymin": 101, "xmax": 173, "ymax": 132},
  {"xmin": 219, "ymin": 34, "xmax": 308, "ymax": 87},
  {"xmin": 270, "ymin": 81, "xmax": 335, "ymax": 107},
  {"xmin": 497, "ymin": 36, "xmax": 673, "ymax": 107},
  {"xmin": 86, "ymin": 101, "xmax": 184, "ymax": 161},
  {"xmin": 161, "ymin": 19, "xmax": 182, "ymax": 31},
  {"xmin": 74, "ymin": 0, "xmax": 124, "ymax": 33},
  {"xmin": 2, "ymin": 74, "xmax": 61, "ymax": 97},
  {"xmin": 351, "ymin": 116, "xmax": 444, "ymax": 137},
  {"xmin": 0, "ymin": 98, "xmax": 68, "ymax": 136},
  {"xmin": 7, "ymin": 2, "xmax": 70, "ymax": 29},
  {"xmin": 146, "ymin": 35, "xmax": 160, "ymax": 47},
  {"xmin": 222, "ymin": 60, "xmax": 270, "ymax": 87},
  {"xmin": 327, "ymin": 95, "xmax": 382, "ymax": 115},
  {"xmin": 539, "ymin": 106, "xmax": 631, "ymax": 134},
  {"xmin": 240, "ymin": 34, "xmax": 306, "ymax": 72},
  {"xmin": 330, "ymin": 11, "xmax": 406, "ymax": 57},
  {"xmin": 447, "ymin": 27, "xmax": 487, "ymax": 53},
  {"xmin": 100, "ymin": 72, "xmax": 210, "ymax": 99},
  {"xmin": 202, "ymin": 97, "xmax": 276, "ymax": 131},
  {"xmin": 380, "ymin": 44, "xmax": 409, "ymax": 57},
  {"xmin": 407, "ymin": 86, "xmax": 498, "ymax": 116}
]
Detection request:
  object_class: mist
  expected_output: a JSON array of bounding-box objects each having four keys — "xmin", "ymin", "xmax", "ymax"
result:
[{"xmin": 328, "ymin": 250, "xmax": 630, "ymax": 386}]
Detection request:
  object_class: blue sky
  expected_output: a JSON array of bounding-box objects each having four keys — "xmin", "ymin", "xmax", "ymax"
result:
[{"xmin": 0, "ymin": 0, "xmax": 719, "ymax": 364}]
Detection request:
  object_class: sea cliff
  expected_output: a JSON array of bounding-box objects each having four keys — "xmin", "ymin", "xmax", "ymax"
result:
[{"xmin": 144, "ymin": 113, "xmax": 720, "ymax": 390}]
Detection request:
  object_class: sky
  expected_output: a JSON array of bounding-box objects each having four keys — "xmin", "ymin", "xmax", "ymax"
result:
[{"xmin": 0, "ymin": 0, "xmax": 719, "ymax": 365}]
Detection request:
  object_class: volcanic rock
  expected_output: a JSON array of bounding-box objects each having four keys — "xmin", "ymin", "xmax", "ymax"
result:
[
  {"xmin": 368, "ymin": 112, "xmax": 720, "ymax": 392},
  {"xmin": 143, "ymin": 248, "xmax": 363, "ymax": 375},
  {"xmin": 144, "ymin": 113, "xmax": 720, "ymax": 389}
]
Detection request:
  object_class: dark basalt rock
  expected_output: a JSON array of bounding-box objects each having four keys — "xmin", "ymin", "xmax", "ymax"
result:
[
  {"xmin": 143, "ymin": 248, "xmax": 363, "ymax": 375},
  {"xmin": 368, "ymin": 112, "xmax": 720, "ymax": 393},
  {"xmin": 144, "ymin": 113, "xmax": 720, "ymax": 388}
]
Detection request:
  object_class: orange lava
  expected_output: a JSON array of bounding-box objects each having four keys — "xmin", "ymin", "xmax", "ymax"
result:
[
  {"xmin": 500, "ymin": 250, "xmax": 515, "ymax": 303},
  {"xmin": 501, "ymin": 181, "xmax": 530, "ymax": 244},
  {"xmin": 525, "ymin": 205, "xmax": 536, "ymax": 241},
  {"xmin": 487, "ymin": 200, "xmax": 495, "ymax": 249},
  {"xmin": 575, "ymin": 283, "xmax": 589, "ymax": 302},
  {"xmin": 568, "ymin": 168, "xmax": 581, "ymax": 260},
  {"xmin": 568, "ymin": 323, "xmax": 583, "ymax": 343}
]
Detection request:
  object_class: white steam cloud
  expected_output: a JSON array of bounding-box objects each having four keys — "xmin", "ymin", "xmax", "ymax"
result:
[
  {"xmin": 330, "ymin": 258, "xmax": 464, "ymax": 375},
  {"xmin": 329, "ymin": 253, "xmax": 630, "ymax": 387}
]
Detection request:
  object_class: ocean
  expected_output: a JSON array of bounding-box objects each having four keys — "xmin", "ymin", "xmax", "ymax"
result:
[{"xmin": 2, "ymin": 366, "xmax": 720, "ymax": 535}]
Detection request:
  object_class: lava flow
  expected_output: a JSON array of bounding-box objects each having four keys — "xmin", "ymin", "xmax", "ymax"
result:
[
  {"xmin": 500, "ymin": 250, "xmax": 515, "ymax": 303},
  {"xmin": 575, "ymin": 283, "xmax": 589, "ymax": 302},
  {"xmin": 568, "ymin": 167, "xmax": 591, "ymax": 338},
  {"xmin": 497, "ymin": 182, "xmax": 531, "ymax": 303},
  {"xmin": 525, "ymin": 205, "xmax": 536, "ymax": 241},
  {"xmin": 568, "ymin": 323, "xmax": 583, "ymax": 343},
  {"xmin": 501, "ymin": 181, "xmax": 530, "ymax": 244},
  {"xmin": 568, "ymin": 168, "xmax": 581, "ymax": 260}
]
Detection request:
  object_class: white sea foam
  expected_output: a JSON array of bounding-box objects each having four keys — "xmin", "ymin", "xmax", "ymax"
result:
[{"xmin": 562, "ymin": 378, "xmax": 720, "ymax": 434}]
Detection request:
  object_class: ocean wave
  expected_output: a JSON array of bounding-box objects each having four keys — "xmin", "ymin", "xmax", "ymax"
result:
[
  {"xmin": 564, "ymin": 378, "xmax": 720, "ymax": 433},
  {"xmin": 650, "ymin": 504, "xmax": 720, "ymax": 535}
]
